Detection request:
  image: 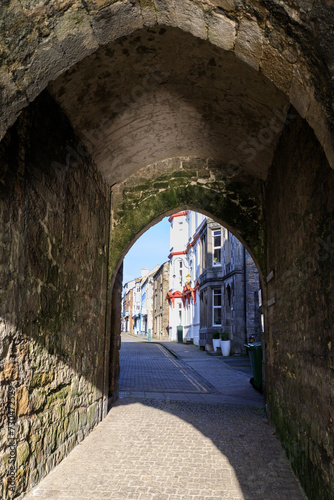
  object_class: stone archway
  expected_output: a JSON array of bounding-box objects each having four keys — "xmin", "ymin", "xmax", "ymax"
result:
[
  {"xmin": 107, "ymin": 158, "xmax": 268, "ymax": 405},
  {"xmin": 0, "ymin": 3, "xmax": 333, "ymax": 499},
  {"xmin": 1, "ymin": 1, "xmax": 334, "ymax": 169},
  {"xmin": 106, "ymin": 114, "xmax": 334, "ymax": 500},
  {"xmin": 109, "ymin": 156, "xmax": 266, "ymax": 284}
]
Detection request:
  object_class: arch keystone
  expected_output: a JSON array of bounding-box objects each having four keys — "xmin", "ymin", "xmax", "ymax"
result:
[{"xmin": 174, "ymin": 0, "xmax": 207, "ymax": 40}]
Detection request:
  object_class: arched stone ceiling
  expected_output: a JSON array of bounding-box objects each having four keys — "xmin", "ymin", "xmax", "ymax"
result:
[
  {"xmin": 48, "ymin": 26, "xmax": 288, "ymax": 184},
  {"xmin": 1, "ymin": 0, "xmax": 334, "ymax": 170}
]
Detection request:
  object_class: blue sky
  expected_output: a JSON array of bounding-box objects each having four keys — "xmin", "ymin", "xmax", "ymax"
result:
[{"xmin": 123, "ymin": 216, "xmax": 171, "ymax": 284}]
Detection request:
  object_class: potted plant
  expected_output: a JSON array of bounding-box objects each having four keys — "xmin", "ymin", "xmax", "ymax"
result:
[
  {"xmin": 212, "ymin": 331, "xmax": 221, "ymax": 352},
  {"xmin": 220, "ymin": 331, "xmax": 231, "ymax": 356}
]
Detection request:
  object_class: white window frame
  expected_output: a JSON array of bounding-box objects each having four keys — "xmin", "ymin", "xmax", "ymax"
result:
[
  {"xmin": 179, "ymin": 260, "xmax": 183, "ymax": 286},
  {"xmin": 213, "ymin": 289, "xmax": 222, "ymax": 326},
  {"xmin": 213, "ymin": 230, "xmax": 222, "ymax": 266}
]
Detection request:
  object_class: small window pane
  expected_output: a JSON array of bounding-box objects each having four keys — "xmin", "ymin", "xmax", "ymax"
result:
[
  {"xmin": 214, "ymin": 234, "xmax": 221, "ymax": 247},
  {"xmin": 214, "ymin": 248, "xmax": 221, "ymax": 264},
  {"xmin": 214, "ymin": 308, "xmax": 221, "ymax": 325},
  {"xmin": 214, "ymin": 292, "xmax": 221, "ymax": 306}
]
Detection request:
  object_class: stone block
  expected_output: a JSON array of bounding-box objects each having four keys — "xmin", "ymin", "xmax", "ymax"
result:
[
  {"xmin": 235, "ymin": 18, "xmax": 263, "ymax": 71},
  {"xmin": 54, "ymin": 10, "xmax": 99, "ymax": 66},
  {"xmin": 30, "ymin": 370, "xmax": 54, "ymax": 388},
  {"xmin": 16, "ymin": 441, "xmax": 30, "ymax": 468},
  {"xmin": 289, "ymin": 66, "xmax": 313, "ymax": 119},
  {"xmin": 0, "ymin": 360, "xmax": 17, "ymax": 382},
  {"xmin": 81, "ymin": 0, "xmax": 118, "ymax": 11},
  {"xmin": 16, "ymin": 386, "xmax": 29, "ymax": 417},
  {"xmin": 21, "ymin": 39, "xmax": 68, "ymax": 103},
  {"xmin": 260, "ymin": 41, "xmax": 293, "ymax": 94},
  {"xmin": 174, "ymin": 0, "xmax": 207, "ymax": 40},
  {"xmin": 0, "ymin": 68, "xmax": 28, "ymax": 142},
  {"xmin": 30, "ymin": 390, "xmax": 46, "ymax": 413},
  {"xmin": 153, "ymin": 0, "xmax": 177, "ymax": 26},
  {"xmin": 206, "ymin": 11, "xmax": 236, "ymax": 51},
  {"xmin": 309, "ymin": 109, "xmax": 334, "ymax": 171},
  {"xmin": 92, "ymin": 1, "xmax": 143, "ymax": 45},
  {"xmin": 208, "ymin": 0, "xmax": 243, "ymax": 10},
  {"xmin": 140, "ymin": 0, "xmax": 157, "ymax": 27}
]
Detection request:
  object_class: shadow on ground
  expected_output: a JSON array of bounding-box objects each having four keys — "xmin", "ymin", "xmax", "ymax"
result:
[{"xmin": 112, "ymin": 397, "xmax": 307, "ymax": 500}]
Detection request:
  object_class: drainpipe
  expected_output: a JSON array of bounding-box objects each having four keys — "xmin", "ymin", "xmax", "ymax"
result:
[{"xmin": 243, "ymin": 247, "xmax": 248, "ymax": 343}]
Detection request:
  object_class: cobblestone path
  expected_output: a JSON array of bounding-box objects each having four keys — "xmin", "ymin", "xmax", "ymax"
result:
[
  {"xmin": 24, "ymin": 335, "xmax": 307, "ymax": 500},
  {"xmin": 119, "ymin": 340, "xmax": 218, "ymax": 394}
]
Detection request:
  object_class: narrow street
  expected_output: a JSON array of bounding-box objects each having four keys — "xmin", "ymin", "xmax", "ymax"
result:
[
  {"xmin": 119, "ymin": 334, "xmax": 263, "ymax": 406},
  {"xmin": 24, "ymin": 335, "xmax": 307, "ymax": 500}
]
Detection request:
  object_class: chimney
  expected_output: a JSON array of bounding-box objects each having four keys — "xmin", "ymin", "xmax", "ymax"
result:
[{"xmin": 141, "ymin": 268, "xmax": 149, "ymax": 278}]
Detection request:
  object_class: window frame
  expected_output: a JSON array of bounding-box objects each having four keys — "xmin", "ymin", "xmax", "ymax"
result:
[
  {"xmin": 212, "ymin": 288, "xmax": 222, "ymax": 326},
  {"xmin": 213, "ymin": 230, "xmax": 222, "ymax": 266}
]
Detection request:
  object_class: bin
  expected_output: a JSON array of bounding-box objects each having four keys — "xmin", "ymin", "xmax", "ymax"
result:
[
  {"xmin": 177, "ymin": 325, "xmax": 183, "ymax": 343},
  {"xmin": 244, "ymin": 342, "xmax": 262, "ymax": 391}
]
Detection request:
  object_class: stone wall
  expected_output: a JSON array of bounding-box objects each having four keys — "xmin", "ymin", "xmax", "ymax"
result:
[
  {"xmin": 0, "ymin": 92, "xmax": 110, "ymax": 499},
  {"xmin": 265, "ymin": 111, "xmax": 334, "ymax": 500},
  {"xmin": 1, "ymin": 0, "xmax": 334, "ymax": 171},
  {"xmin": 152, "ymin": 262, "xmax": 170, "ymax": 340},
  {"xmin": 245, "ymin": 251, "xmax": 261, "ymax": 342},
  {"xmin": 110, "ymin": 156, "xmax": 265, "ymax": 281},
  {"xmin": 108, "ymin": 264, "xmax": 122, "ymax": 404}
]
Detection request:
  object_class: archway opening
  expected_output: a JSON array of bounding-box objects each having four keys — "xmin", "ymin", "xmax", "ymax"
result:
[{"xmin": 115, "ymin": 209, "xmax": 264, "ymax": 398}]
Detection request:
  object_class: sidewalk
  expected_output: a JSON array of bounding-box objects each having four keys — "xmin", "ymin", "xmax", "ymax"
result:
[{"xmin": 120, "ymin": 334, "xmax": 263, "ymax": 407}]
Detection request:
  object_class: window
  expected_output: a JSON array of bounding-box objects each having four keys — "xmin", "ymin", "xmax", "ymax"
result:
[
  {"xmin": 225, "ymin": 231, "xmax": 231, "ymax": 264},
  {"xmin": 178, "ymin": 302, "xmax": 182, "ymax": 324},
  {"xmin": 189, "ymin": 259, "xmax": 193, "ymax": 280},
  {"xmin": 201, "ymin": 234, "xmax": 206, "ymax": 271},
  {"xmin": 213, "ymin": 230, "xmax": 222, "ymax": 265},
  {"xmin": 213, "ymin": 289, "xmax": 222, "ymax": 325}
]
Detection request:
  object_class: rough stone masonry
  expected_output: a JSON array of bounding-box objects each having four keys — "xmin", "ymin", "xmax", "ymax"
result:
[{"xmin": 0, "ymin": 1, "xmax": 333, "ymax": 499}]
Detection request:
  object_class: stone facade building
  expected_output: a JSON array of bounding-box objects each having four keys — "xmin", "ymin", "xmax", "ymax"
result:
[
  {"xmin": 167, "ymin": 212, "xmax": 261, "ymax": 353},
  {"xmin": 122, "ymin": 279, "xmax": 136, "ymax": 333},
  {"xmin": 152, "ymin": 262, "xmax": 170, "ymax": 340},
  {"xmin": 198, "ymin": 219, "xmax": 261, "ymax": 352}
]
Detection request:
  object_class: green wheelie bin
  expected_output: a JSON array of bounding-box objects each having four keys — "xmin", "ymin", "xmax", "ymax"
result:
[{"xmin": 244, "ymin": 342, "xmax": 263, "ymax": 391}]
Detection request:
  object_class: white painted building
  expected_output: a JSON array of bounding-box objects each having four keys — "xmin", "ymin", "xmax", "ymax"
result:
[
  {"xmin": 132, "ymin": 268, "xmax": 148, "ymax": 335},
  {"xmin": 167, "ymin": 210, "xmax": 206, "ymax": 345},
  {"xmin": 140, "ymin": 265, "xmax": 160, "ymax": 336}
]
